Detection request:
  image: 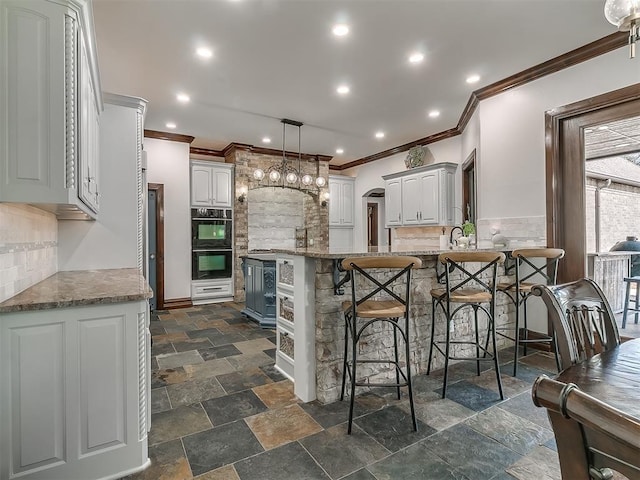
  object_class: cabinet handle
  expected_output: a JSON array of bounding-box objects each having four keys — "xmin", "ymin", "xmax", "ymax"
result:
[
  {"xmin": 281, "ymin": 331, "xmax": 289, "ymax": 337},
  {"xmin": 203, "ymin": 287, "xmax": 223, "ymax": 291},
  {"xmin": 398, "ymin": 213, "xmax": 401, "ymax": 222}
]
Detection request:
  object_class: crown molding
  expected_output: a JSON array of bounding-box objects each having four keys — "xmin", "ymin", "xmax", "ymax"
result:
[
  {"xmin": 144, "ymin": 130, "xmax": 195, "ymax": 144},
  {"xmin": 336, "ymin": 32, "xmax": 627, "ymax": 171}
]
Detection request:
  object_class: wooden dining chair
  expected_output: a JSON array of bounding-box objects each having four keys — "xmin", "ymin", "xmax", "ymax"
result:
[
  {"xmin": 532, "ymin": 375, "xmax": 640, "ymax": 480},
  {"xmin": 531, "ymin": 278, "xmax": 620, "ymax": 371}
]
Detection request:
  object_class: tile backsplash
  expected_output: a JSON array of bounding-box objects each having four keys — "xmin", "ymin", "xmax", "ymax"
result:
[{"xmin": 0, "ymin": 204, "xmax": 57, "ymax": 302}]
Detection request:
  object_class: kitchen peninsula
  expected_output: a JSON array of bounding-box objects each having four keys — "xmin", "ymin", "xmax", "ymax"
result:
[
  {"xmin": 266, "ymin": 246, "xmax": 515, "ymax": 404},
  {"xmin": 0, "ymin": 269, "xmax": 152, "ymax": 480}
]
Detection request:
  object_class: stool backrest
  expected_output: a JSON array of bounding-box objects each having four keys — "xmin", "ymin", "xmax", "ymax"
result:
[
  {"xmin": 532, "ymin": 375, "xmax": 640, "ymax": 480},
  {"xmin": 437, "ymin": 251, "xmax": 505, "ymax": 295},
  {"xmin": 341, "ymin": 256, "xmax": 422, "ymax": 308},
  {"xmin": 532, "ymin": 278, "xmax": 620, "ymax": 370},
  {"xmin": 509, "ymin": 248, "xmax": 565, "ymax": 290}
]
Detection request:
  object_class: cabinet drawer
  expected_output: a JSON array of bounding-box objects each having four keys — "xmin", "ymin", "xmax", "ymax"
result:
[
  {"xmin": 277, "ymin": 293, "xmax": 295, "ymax": 326},
  {"xmin": 191, "ymin": 280, "xmax": 233, "ymax": 299},
  {"xmin": 277, "ymin": 257, "xmax": 295, "ymax": 290},
  {"xmin": 277, "ymin": 327, "xmax": 295, "ymax": 361}
]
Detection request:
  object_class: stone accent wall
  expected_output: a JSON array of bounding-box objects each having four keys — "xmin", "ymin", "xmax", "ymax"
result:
[
  {"xmin": 0, "ymin": 204, "xmax": 57, "ymax": 302},
  {"xmin": 586, "ymin": 178, "xmax": 640, "ymax": 252},
  {"xmin": 312, "ymin": 256, "xmax": 515, "ymax": 403},
  {"xmin": 230, "ymin": 148, "xmax": 329, "ymax": 300}
]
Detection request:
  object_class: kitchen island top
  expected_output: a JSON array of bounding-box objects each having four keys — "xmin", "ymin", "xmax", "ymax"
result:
[
  {"xmin": 0, "ymin": 268, "xmax": 152, "ymax": 313},
  {"xmin": 256, "ymin": 246, "xmax": 511, "ymax": 259}
]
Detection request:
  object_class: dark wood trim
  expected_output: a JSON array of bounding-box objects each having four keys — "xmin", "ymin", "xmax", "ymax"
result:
[
  {"xmin": 338, "ymin": 127, "xmax": 459, "ymax": 171},
  {"xmin": 148, "ymin": 183, "xmax": 165, "ymax": 310},
  {"xmin": 546, "ymin": 84, "xmax": 640, "ymax": 283},
  {"xmin": 336, "ymin": 33, "xmax": 627, "ymax": 171},
  {"xmin": 163, "ymin": 297, "xmax": 193, "ymax": 309},
  {"xmin": 462, "ymin": 149, "xmax": 477, "ymax": 224},
  {"xmin": 190, "ymin": 146, "xmax": 225, "ymax": 157},
  {"xmin": 475, "ymin": 32, "xmax": 626, "ymax": 102},
  {"xmin": 144, "ymin": 130, "xmax": 195, "ymax": 144}
]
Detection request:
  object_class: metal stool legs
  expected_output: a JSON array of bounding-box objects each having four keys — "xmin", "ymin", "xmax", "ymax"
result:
[{"xmin": 622, "ymin": 277, "xmax": 640, "ymax": 329}]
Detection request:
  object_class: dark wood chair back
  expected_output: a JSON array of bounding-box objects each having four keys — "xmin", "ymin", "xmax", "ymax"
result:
[
  {"xmin": 531, "ymin": 278, "xmax": 620, "ymax": 371},
  {"xmin": 532, "ymin": 375, "xmax": 640, "ymax": 480}
]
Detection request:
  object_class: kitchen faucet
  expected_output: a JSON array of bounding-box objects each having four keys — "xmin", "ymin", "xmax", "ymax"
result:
[{"xmin": 449, "ymin": 226, "xmax": 463, "ymax": 247}]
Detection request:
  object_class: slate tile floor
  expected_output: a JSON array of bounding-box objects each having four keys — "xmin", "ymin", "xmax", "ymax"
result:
[{"xmin": 125, "ymin": 303, "xmax": 565, "ymax": 480}]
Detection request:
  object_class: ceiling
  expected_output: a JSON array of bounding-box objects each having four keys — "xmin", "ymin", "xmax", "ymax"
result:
[{"xmin": 92, "ymin": 0, "xmax": 620, "ymax": 167}]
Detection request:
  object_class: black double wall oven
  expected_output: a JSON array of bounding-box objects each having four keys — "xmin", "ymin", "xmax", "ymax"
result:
[{"xmin": 191, "ymin": 208, "xmax": 233, "ymax": 280}]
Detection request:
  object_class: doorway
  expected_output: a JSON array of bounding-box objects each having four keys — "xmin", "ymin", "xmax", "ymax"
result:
[
  {"xmin": 148, "ymin": 183, "xmax": 165, "ymax": 310},
  {"xmin": 546, "ymin": 83, "xmax": 640, "ymax": 282},
  {"xmin": 367, "ymin": 202, "xmax": 379, "ymax": 251}
]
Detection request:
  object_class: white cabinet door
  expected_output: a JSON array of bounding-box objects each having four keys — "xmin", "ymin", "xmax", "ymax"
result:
[
  {"xmin": 191, "ymin": 162, "xmax": 233, "ymax": 207},
  {"xmin": 191, "ymin": 164, "xmax": 214, "ymax": 206},
  {"xmin": 418, "ymin": 171, "xmax": 439, "ymax": 224},
  {"xmin": 401, "ymin": 174, "xmax": 421, "ymax": 225},
  {"xmin": 329, "ymin": 176, "xmax": 355, "ymax": 226},
  {"xmin": 385, "ymin": 178, "xmax": 402, "ymax": 226},
  {"xmin": 340, "ymin": 179, "xmax": 354, "ymax": 226},
  {"xmin": 211, "ymin": 167, "xmax": 232, "ymax": 207}
]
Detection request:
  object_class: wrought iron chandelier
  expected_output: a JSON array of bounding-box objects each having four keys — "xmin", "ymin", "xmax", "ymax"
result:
[
  {"xmin": 605, "ymin": 0, "xmax": 640, "ymax": 58},
  {"xmin": 252, "ymin": 119, "xmax": 326, "ymax": 194}
]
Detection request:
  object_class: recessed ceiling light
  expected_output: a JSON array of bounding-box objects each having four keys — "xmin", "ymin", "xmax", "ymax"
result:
[
  {"xmin": 176, "ymin": 93, "xmax": 190, "ymax": 103},
  {"xmin": 336, "ymin": 85, "xmax": 350, "ymax": 95},
  {"xmin": 616, "ymin": 143, "xmax": 630, "ymax": 148},
  {"xmin": 375, "ymin": 131, "xmax": 385, "ymax": 139},
  {"xmin": 428, "ymin": 110, "xmax": 440, "ymax": 118},
  {"xmin": 336, "ymin": 148, "xmax": 344, "ymax": 154},
  {"xmin": 165, "ymin": 122, "xmax": 177, "ymax": 129},
  {"xmin": 262, "ymin": 137, "xmax": 271, "ymax": 144},
  {"xmin": 332, "ymin": 24, "xmax": 349, "ymax": 36},
  {"xmin": 466, "ymin": 74, "xmax": 480, "ymax": 84},
  {"xmin": 597, "ymin": 125, "xmax": 609, "ymax": 130},
  {"xmin": 196, "ymin": 47, "xmax": 213, "ymax": 58},
  {"xmin": 408, "ymin": 52, "xmax": 424, "ymax": 64}
]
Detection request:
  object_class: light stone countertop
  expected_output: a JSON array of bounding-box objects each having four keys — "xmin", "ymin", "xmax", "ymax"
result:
[{"xmin": 0, "ymin": 268, "xmax": 153, "ymax": 313}]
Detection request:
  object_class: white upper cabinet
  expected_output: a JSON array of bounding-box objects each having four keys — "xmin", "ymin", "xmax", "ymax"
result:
[
  {"xmin": 191, "ymin": 161, "xmax": 233, "ymax": 208},
  {"xmin": 0, "ymin": 0, "xmax": 103, "ymax": 219},
  {"xmin": 329, "ymin": 175, "xmax": 355, "ymax": 227},
  {"xmin": 383, "ymin": 162, "xmax": 457, "ymax": 227},
  {"xmin": 384, "ymin": 178, "xmax": 403, "ymax": 226}
]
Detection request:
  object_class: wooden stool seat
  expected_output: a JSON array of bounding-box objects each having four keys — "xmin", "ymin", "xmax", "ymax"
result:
[
  {"xmin": 430, "ymin": 288, "xmax": 494, "ymax": 303},
  {"xmin": 341, "ymin": 300, "xmax": 406, "ymax": 318}
]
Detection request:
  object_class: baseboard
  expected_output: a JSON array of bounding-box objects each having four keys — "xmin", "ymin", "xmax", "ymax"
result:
[{"xmin": 163, "ymin": 297, "xmax": 193, "ymax": 309}]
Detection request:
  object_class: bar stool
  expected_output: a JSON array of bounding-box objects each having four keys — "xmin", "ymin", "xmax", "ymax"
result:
[
  {"xmin": 427, "ymin": 251, "xmax": 505, "ymax": 400},
  {"xmin": 622, "ymin": 276, "xmax": 640, "ymax": 329},
  {"xmin": 340, "ymin": 256, "xmax": 422, "ymax": 434},
  {"xmin": 496, "ymin": 248, "xmax": 564, "ymax": 376}
]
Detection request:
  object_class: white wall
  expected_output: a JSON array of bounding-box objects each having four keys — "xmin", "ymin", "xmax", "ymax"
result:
[
  {"xmin": 479, "ymin": 48, "xmax": 640, "ymax": 221},
  {"xmin": 58, "ymin": 102, "xmax": 140, "ymax": 271},
  {"xmin": 145, "ymin": 137, "xmax": 191, "ymax": 301}
]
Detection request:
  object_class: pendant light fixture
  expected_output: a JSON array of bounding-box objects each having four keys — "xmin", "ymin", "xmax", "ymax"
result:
[
  {"xmin": 604, "ymin": 0, "xmax": 640, "ymax": 58},
  {"xmin": 252, "ymin": 119, "xmax": 326, "ymax": 194}
]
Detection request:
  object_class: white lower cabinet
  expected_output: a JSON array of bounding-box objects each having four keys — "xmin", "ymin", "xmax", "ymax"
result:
[
  {"xmin": 274, "ymin": 255, "xmax": 316, "ymax": 402},
  {"xmin": 0, "ymin": 301, "xmax": 150, "ymax": 480}
]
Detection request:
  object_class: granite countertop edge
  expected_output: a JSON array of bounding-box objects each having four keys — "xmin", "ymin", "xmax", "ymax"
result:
[
  {"xmin": 0, "ymin": 268, "xmax": 153, "ymax": 313},
  {"xmin": 249, "ymin": 247, "xmax": 512, "ymax": 259}
]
